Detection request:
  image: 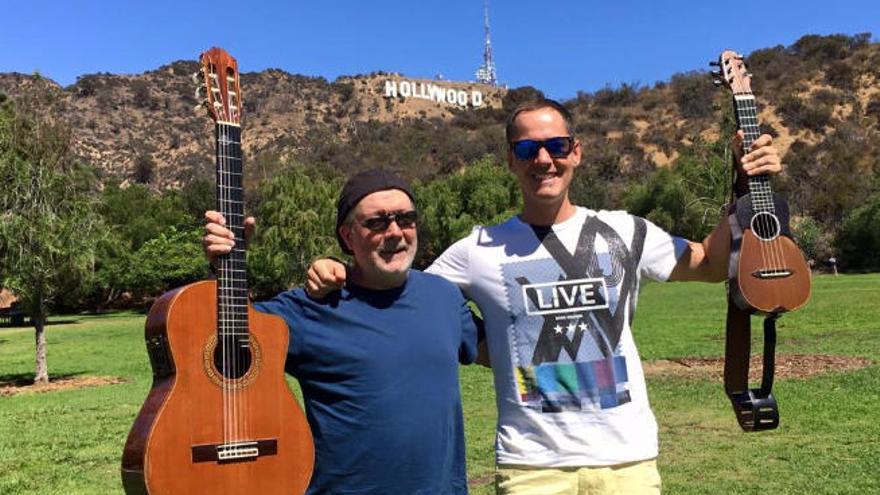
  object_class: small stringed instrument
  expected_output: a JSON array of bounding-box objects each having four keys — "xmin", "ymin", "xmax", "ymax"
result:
[
  {"xmin": 121, "ymin": 47, "xmax": 314, "ymax": 493},
  {"xmin": 712, "ymin": 50, "xmax": 811, "ymax": 431}
]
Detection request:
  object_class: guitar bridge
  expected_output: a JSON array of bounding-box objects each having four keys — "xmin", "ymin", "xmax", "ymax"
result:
[
  {"xmin": 752, "ymin": 269, "xmax": 792, "ymax": 279},
  {"xmin": 218, "ymin": 442, "xmax": 259, "ymax": 461},
  {"xmin": 191, "ymin": 439, "xmax": 277, "ymax": 464}
]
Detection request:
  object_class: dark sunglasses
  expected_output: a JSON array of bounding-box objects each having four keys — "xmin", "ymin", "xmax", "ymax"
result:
[
  {"xmin": 510, "ymin": 137, "xmax": 575, "ymax": 161},
  {"xmin": 359, "ymin": 210, "xmax": 418, "ymax": 232}
]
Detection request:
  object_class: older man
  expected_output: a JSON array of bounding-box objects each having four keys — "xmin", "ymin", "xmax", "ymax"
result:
[
  {"xmin": 204, "ymin": 169, "xmax": 477, "ymax": 495},
  {"xmin": 308, "ymin": 99, "xmax": 783, "ymax": 494}
]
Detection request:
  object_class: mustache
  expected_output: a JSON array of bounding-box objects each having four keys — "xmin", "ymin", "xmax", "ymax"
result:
[{"xmin": 379, "ymin": 240, "xmax": 413, "ymax": 253}]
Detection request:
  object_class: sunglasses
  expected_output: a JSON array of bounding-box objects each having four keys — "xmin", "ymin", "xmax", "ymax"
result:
[
  {"xmin": 359, "ymin": 210, "xmax": 418, "ymax": 232},
  {"xmin": 510, "ymin": 137, "xmax": 575, "ymax": 161}
]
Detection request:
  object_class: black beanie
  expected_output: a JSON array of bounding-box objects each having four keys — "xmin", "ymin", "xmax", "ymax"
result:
[{"xmin": 336, "ymin": 169, "xmax": 415, "ymax": 254}]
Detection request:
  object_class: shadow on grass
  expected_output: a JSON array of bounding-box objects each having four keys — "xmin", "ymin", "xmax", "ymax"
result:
[
  {"xmin": 0, "ymin": 319, "xmax": 80, "ymax": 329},
  {"xmin": 46, "ymin": 319, "xmax": 80, "ymax": 326},
  {"xmin": 0, "ymin": 371, "xmax": 86, "ymax": 388}
]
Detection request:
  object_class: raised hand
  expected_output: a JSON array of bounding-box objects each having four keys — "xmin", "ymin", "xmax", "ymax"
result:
[{"xmin": 305, "ymin": 258, "xmax": 347, "ymax": 299}]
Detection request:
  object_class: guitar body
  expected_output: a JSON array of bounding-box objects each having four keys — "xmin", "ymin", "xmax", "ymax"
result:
[
  {"xmin": 729, "ymin": 193, "xmax": 811, "ymax": 314},
  {"xmin": 121, "ymin": 280, "xmax": 314, "ymax": 494}
]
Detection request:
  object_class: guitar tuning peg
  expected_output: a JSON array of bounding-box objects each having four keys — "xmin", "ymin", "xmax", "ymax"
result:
[
  {"xmin": 711, "ymin": 70, "xmax": 722, "ymax": 77},
  {"xmin": 192, "ymin": 71, "xmax": 202, "ymax": 85},
  {"xmin": 713, "ymin": 80, "xmax": 723, "ymax": 87},
  {"xmin": 709, "ymin": 61, "xmax": 720, "ymax": 67},
  {"xmin": 193, "ymin": 100, "xmax": 209, "ymax": 115}
]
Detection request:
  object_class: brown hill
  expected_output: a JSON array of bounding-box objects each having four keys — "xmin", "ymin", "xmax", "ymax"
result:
[
  {"xmin": 1, "ymin": 33, "xmax": 878, "ymax": 201},
  {"xmin": 0, "ymin": 64, "xmax": 506, "ymax": 187}
]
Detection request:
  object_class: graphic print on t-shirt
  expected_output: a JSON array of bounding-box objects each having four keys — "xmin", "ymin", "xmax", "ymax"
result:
[{"xmin": 501, "ymin": 216, "xmax": 646, "ymax": 412}]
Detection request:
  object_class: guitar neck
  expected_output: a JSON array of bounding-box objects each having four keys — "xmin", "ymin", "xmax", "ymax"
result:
[
  {"xmin": 215, "ymin": 122, "xmax": 249, "ymax": 337},
  {"xmin": 733, "ymin": 94, "xmax": 775, "ymax": 214}
]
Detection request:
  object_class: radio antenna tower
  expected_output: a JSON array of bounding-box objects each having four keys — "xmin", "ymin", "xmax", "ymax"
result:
[{"xmin": 475, "ymin": 0, "xmax": 498, "ymax": 86}]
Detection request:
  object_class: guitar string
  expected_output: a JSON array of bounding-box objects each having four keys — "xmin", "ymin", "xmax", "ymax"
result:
[
  {"xmin": 232, "ymin": 118, "xmax": 248, "ymax": 448},
  {"xmin": 234, "ymin": 83, "xmax": 253, "ymax": 450},
  {"xmin": 740, "ymin": 99, "xmax": 776, "ymax": 274},
  {"xmin": 227, "ymin": 121, "xmax": 241, "ymax": 446},
  {"xmin": 227, "ymin": 119, "xmax": 249, "ymax": 447},
  {"xmin": 225, "ymin": 120, "xmax": 236, "ymax": 447},
  {"xmin": 214, "ymin": 68, "xmax": 229, "ymax": 449},
  {"xmin": 744, "ymin": 98, "xmax": 787, "ymax": 279},
  {"xmin": 220, "ymin": 119, "xmax": 231, "ymax": 447},
  {"xmin": 230, "ymin": 84, "xmax": 248, "ymax": 448},
  {"xmin": 741, "ymin": 97, "xmax": 786, "ymax": 304},
  {"xmin": 737, "ymin": 98, "xmax": 772, "ymax": 281},
  {"xmin": 227, "ymin": 121, "xmax": 243, "ymax": 446}
]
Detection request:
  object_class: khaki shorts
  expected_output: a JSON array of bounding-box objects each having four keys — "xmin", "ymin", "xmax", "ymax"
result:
[{"xmin": 496, "ymin": 458, "xmax": 661, "ymax": 495}]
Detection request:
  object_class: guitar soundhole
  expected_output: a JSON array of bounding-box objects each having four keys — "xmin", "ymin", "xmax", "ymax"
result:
[
  {"xmin": 750, "ymin": 212, "xmax": 781, "ymax": 241},
  {"xmin": 213, "ymin": 336, "xmax": 253, "ymax": 379}
]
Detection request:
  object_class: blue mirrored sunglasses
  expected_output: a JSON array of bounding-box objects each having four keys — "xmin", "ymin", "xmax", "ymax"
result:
[{"xmin": 510, "ymin": 137, "xmax": 575, "ymax": 161}]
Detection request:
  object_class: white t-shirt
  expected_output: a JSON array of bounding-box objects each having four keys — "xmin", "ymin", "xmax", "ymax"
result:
[{"xmin": 427, "ymin": 207, "xmax": 688, "ymax": 467}]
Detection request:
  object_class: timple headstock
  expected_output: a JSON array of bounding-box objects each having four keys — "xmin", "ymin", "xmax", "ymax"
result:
[
  {"xmin": 711, "ymin": 50, "xmax": 752, "ymax": 95},
  {"xmin": 195, "ymin": 47, "xmax": 242, "ymax": 124}
]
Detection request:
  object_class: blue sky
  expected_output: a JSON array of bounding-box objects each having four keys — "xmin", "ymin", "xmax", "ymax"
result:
[{"xmin": 2, "ymin": 0, "xmax": 877, "ymax": 100}]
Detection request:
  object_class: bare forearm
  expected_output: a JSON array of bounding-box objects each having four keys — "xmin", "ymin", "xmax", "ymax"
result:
[{"xmin": 670, "ymin": 216, "xmax": 730, "ymax": 283}]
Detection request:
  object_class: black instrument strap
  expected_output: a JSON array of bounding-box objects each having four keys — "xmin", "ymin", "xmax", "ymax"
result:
[{"xmin": 724, "ymin": 203, "xmax": 780, "ymax": 432}]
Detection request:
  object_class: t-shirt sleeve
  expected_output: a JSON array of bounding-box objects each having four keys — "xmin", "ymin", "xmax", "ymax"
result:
[
  {"xmin": 425, "ymin": 229, "xmax": 474, "ymax": 292},
  {"xmin": 638, "ymin": 217, "xmax": 689, "ymax": 282},
  {"xmin": 252, "ymin": 290, "xmax": 306, "ymax": 357},
  {"xmin": 457, "ymin": 296, "xmax": 479, "ymax": 365}
]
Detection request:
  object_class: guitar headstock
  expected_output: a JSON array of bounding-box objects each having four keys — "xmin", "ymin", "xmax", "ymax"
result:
[
  {"xmin": 711, "ymin": 50, "xmax": 752, "ymax": 95},
  {"xmin": 195, "ymin": 47, "xmax": 242, "ymax": 124}
]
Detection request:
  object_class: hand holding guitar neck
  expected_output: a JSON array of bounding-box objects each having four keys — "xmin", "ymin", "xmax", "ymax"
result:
[
  {"xmin": 736, "ymin": 131, "xmax": 781, "ymax": 174},
  {"xmin": 203, "ymin": 210, "xmax": 256, "ymax": 267}
]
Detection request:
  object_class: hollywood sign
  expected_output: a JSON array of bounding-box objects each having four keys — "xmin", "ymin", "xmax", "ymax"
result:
[{"xmin": 383, "ymin": 80, "xmax": 484, "ymax": 108}]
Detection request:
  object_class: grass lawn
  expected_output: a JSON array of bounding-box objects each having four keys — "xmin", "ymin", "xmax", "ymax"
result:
[{"xmin": 1, "ymin": 274, "xmax": 878, "ymax": 494}]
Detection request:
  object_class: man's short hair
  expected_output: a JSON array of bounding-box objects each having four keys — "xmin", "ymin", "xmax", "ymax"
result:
[{"xmin": 505, "ymin": 98, "xmax": 575, "ymax": 142}]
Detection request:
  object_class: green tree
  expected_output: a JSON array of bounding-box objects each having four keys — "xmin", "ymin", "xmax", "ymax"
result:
[
  {"xmin": 835, "ymin": 191, "xmax": 880, "ymax": 271},
  {"xmin": 99, "ymin": 181, "xmax": 194, "ymax": 250},
  {"xmin": 791, "ymin": 216, "xmax": 825, "ymax": 262},
  {"xmin": 414, "ymin": 156, "xmax": 521, "ymax": 265},
  {"xmin": 0, "ymin": 100, "xmax": 101, "ymax": 383},
  {"xmin": 124, "ymin": 227, "xmax": 208, "ymax": 298},
  {"xmin": 87, "ymin": 181, "xmax": 198, "ymax": 306},
  {"xmin": 625, "ymin": 138, "xmax": 730, "ymax": 240},
  {"xmin": 248, "ymin": 165, "xmax": 345, "ymax": 298}
]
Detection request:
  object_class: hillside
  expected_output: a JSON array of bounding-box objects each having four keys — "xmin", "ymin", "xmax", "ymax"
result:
[
  {"xmin": 1, "ymin": 33, "xmax": 878, "ymax": 220},
  {"xmin": 0, "ymin": 64, "xmax": 506, "ymax": 187}
]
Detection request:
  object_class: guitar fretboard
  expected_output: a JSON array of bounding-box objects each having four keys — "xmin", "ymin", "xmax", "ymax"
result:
[
  {"xmin": 733, "ymin": 95, "xmax": 775, "ymax": 214},
  {"xmin": 215, "ymin": 122, "xmax": 249, "ymax": 338}
]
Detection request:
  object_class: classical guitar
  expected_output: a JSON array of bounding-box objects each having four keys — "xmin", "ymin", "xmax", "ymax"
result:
[
  {"xmin": 712, "ymin": 50, "xmax": 811, "ymax": 431},
  {"xmin": 121, "ymin": 47, "xmax": 314, "ymax": 493}
]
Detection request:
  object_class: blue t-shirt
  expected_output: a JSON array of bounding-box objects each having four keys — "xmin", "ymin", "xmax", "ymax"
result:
[{"xmin": 255, "ymin": 270, "xmax": 477, "ymax": 495}]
